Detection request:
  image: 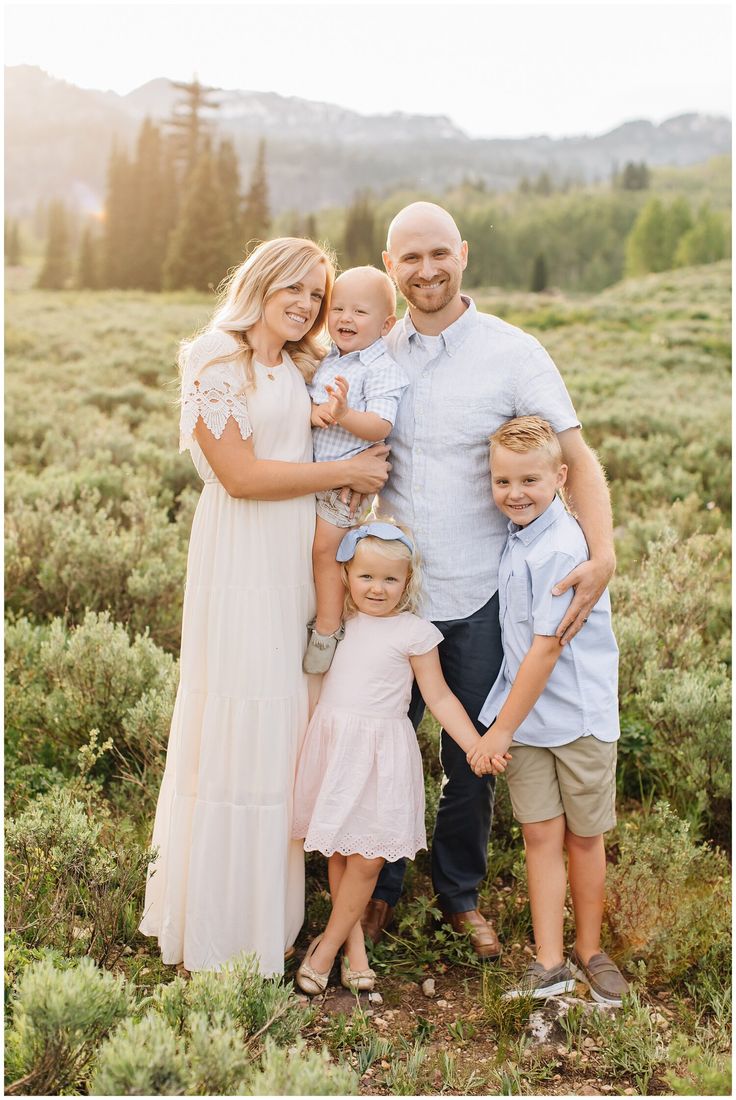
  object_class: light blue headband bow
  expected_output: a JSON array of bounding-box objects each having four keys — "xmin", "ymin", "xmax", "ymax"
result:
[{"xmin": 336, "ymin": 522, "xmax": 414, "ymax": 562}]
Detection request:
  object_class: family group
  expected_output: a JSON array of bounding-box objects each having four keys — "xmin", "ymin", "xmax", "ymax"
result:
[{"xmin": 139, "ymin": 202, "xmax": 629, "ymax": 1008}]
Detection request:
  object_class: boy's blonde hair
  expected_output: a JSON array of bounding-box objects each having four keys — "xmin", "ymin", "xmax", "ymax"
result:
[
  {"xmin": 341, "ymin": 522, "xmax": 422, "ymax": 617},
  {"xmin": 179, "ymin": 237, "xmax": 336, "ymax": 390},
  {"xmin": 489, "ymin": 416, "xmax": 563, "ymax": 466}
]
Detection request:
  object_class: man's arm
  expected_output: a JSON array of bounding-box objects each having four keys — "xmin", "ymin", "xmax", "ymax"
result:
[{"xmin": 554, "ymin": 427, "xmax": 615, "ymax": 644}]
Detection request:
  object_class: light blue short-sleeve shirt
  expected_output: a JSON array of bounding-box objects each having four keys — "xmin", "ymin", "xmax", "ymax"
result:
[
  {"xmin": 309, "ymin": 337, "xmax": 410, "ymax": 462},
  {"xmin": 378, "ymin": 297, "xmax": 581, "ymax": 620},
  {"xmin": 478, "ymin": 495, "xmax": 620, "ymax": 746}
]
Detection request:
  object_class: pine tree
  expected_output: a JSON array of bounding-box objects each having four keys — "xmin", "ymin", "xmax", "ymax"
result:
[
  {"xmin": 76, "ymin": 224, "xmax": 100, "ymax": 288},
  {"xmin": 304, "ymin": 214, "xmax": 318, "ymax": 241},
  {"xmin": 530, "ymin": 252, "xmax": 548, "ymax": 292},
  {"xmin": 162, "ymin": 149, "xmax": 231, "ymax": 291},
  {"xmin": 343, "ymin": 191, "xmax": 376, "ymax": 266},
  {"xmin": 127, "ymin": 119, "xmax": 168, "ymax": 290},
  {"xmin": 217, "ymin": 138, "xmax": 242, "ymax": 264},
  {"xmin": 168, "ymin": 76, "xmax": 220, "ymax": 179},
  {"xmin": 618, "ymin": 161, "xmax": 650, "ymax": 190},
  {"xmin": 36, "ymin": 201, "xmax": 71, "ymax": 289},
  {"xmin": 674, "ymin": 205, "xmax": 728, "ymax": 266},
  {"xmin": 241, "ymin": 138, "xmax": 271, "ymax": 247},
  {"xmin": 625, "ymin": 198, "xmax": 668, "ymax": 275},
  {"xmin": 101, "ymin": 144, "xmax": 138, "ymax": 287},
  {"xmin": 663, "ymin": 198, "xmax": 692, "ymax": 267},
  {"xmin": 5, "ymin": 218, "xmax": 22, "ymax": 266}
]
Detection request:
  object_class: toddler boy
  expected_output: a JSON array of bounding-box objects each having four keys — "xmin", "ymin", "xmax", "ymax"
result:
[
  {"xmin": 303, "ymin": 266, "xmax": 409, "ymax": 673},
  {"xmin": 468, "ymin": 416, "xmax": 629, "ymax": 1006}
]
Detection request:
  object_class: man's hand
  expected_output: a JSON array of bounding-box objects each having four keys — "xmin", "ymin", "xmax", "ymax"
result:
[
  {"xmin": 325, "ymin": 375, "xmax": 350, "ymax": 422},
  {"xmin": 552, "ymin": 555, "xmax": 615, "ymax": 645}
]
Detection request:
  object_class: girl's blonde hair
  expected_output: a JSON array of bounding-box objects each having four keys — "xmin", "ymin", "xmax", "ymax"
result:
[
  {"xmin": 178, "ymin": 237, "xmax": 336, "ymax": 389},
  {"xmin": 341, "ymin": 523, "xmax": 423, "ymax": 618}
]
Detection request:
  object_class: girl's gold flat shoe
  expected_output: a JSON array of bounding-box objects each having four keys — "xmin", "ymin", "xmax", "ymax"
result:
[
  {"xmin": 296, "ymin": 935, "xmax": 330, "ymax": 996},
  {"xmin": 340, "ymin": 955, "xmax": 376, "ymax": 992}
]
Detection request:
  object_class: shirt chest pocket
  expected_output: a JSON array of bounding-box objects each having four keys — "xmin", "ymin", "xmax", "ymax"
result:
[
  {"xmin": 507, "ymin": 576, "xmax": 529, "ymax": 622},
  {"xmin": 442, "ymin": 398, "xmax": 505, "ymax": 448}
]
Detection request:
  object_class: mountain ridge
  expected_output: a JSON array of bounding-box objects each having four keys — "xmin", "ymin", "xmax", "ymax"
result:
[{"xmin": 5, "ymin": 65, "xmax": 731, "ymax": 215}]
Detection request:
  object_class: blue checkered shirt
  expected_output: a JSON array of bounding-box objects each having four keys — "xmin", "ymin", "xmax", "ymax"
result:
[{"xmin": 308, "ymin": 338, "xmax": 410, "ymax": 462}]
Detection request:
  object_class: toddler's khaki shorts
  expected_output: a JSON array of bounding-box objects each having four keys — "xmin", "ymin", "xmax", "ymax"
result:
[
  {"xmin": 316, "ymin": 488, "xmax": 370, "ymax": 529},
  {"xmin": 505, "ymin": 735, "xmax": 617, "ymax": 836}
]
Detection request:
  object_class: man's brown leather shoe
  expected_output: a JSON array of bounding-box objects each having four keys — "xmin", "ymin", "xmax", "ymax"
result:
[
  {"xmin": 361, "ymin": 898, "xmax": 395, "ymax": 945},
  {"xmin": 442, "ymin": 908, "xmax": 502, "ymax": 959}
]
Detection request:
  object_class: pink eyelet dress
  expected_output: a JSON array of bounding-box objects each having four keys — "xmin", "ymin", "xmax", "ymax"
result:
[{"xmin": 292, "ymin": 611, "xmax": 443, "ymax": 862}]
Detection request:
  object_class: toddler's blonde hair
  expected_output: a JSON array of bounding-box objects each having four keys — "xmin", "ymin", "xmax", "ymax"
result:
[
  {"xmin": 335, "ymin": 265, "xmax": 397, "ymax": 317},
  {"xmin": 489, "ymin": 415, "xmax": 563, "ymax": 466},
  {"xmin": 342, "ymin": 522, "xmax": 422, "ymax": 618}
]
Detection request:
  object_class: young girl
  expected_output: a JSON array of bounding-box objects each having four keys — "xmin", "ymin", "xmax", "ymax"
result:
[{"xmin": 292, "ymin": 521, "xmax": 507, "ymax": 993}]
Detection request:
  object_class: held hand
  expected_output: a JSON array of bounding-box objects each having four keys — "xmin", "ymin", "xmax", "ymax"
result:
[
  {"xmin": 552, "ymin": 555, "xmax": 615, "ymax": 645},
  {"xmin": 469, "ymin": 752, "xmax": 510, "ymax": 778},
  {"xmin": 345, "ymin": 444, "xmax": 390, "ymax": 494},
  {"xmin": 325, "ymin": 375, "xmax": 350, "ymax": 422},
  {"xmin": 467, "ymin": 730, "xmax": 513, "ymax": 771}
]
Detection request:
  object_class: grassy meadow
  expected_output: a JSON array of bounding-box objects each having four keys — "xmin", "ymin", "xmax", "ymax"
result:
[{"xmin": 4, "ymin": 261, "xmax": 731, "ymax": 1095}]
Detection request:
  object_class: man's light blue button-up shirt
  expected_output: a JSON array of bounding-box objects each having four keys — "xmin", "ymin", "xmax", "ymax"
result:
[
  {"xmin": 478, "ymin": 495, "xmax": 620, "ymax": 746},
  {"xmin": 309, "ymin": 337, "xmax": 409, "ymax": 462},
  {"xmin": 378, "ymin": 297, "xmax": 580, "ymax": 620}
]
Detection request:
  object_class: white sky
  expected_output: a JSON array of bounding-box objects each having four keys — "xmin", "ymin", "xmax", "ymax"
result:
[{"xmin": 4, "ymin": 0, "xmax": 733, "ymax": 138}]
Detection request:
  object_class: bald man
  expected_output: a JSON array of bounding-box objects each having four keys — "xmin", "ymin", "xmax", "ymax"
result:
[{"xmin": 361, "ymin": 202, "xmax": 615, "ymax": 959}]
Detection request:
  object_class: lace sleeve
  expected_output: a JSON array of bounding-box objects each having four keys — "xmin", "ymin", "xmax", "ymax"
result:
[{"xmin": 179, "ymin": 334, "xmax": 253, "ymax": 453}]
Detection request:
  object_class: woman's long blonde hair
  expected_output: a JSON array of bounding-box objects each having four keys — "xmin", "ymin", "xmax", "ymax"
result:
[{"xmin": 179, "ymin": 237, "xmax": 336, "ymax": 389}]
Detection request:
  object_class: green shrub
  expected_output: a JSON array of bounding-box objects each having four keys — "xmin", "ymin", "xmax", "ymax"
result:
[
  {"xmin": 5, "ymin": 610, "xmax": 176, "ymax": 785},
  {"xmin": 149, "ymin": 954, "xmax": 311, "ymax": 1083},
  {"xmin": 665, "ymin": 1038, "xmax": 732, "ymax": 1095},
  {"xmin": 4, "ymin": 956, "xmax": 131, "ymax": 1095},
  {"xmin": 186, "ymin": 1011, "xmax": 253, "ymax": 1095},
  {"xmin": 604, "ymin": 802, "xmax": 731, "ymax": 982},
  {"xmin": 5, "ymin": 785, "xmax": 153, "ymax": 965},
  {"xmin": 5, "ymin": 485, "xmax": 190, "ymax": 651},
  {"xmin": 185, "ymin": 956, "xmax": 309, "ymax": 1046},
  {"xmin": 589, "ymin": 992, "xmax": 667, "ymax": 1095},
  {"xmin": 90, "ymin": 1011, "xmax": 189, "ymax": 1096},
  {"xmin": 370, "ymin": 894, "xmax": 479, "ymax": 980},
  {"xmin": 246, "ymin": 1037, "xmax": 358, "ymax": 1095},
  {"xmin": 613, "ymin": 529, "xmax": 730, "ymax": 837}
]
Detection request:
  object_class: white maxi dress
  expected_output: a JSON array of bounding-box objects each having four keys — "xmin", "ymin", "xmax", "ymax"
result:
[{"xmin": 140, "ymin": 330, "xmax": 315, "ymax": 975}]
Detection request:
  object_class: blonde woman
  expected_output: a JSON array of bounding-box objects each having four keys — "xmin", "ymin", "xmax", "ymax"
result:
[{"xmin": 140, "ymin": 239, "xmax": 390, "ymax": 976}]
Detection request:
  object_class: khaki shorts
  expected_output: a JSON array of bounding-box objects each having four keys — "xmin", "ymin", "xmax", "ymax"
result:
[
  {"xmin": 315, "ymin": 489, "xmax": 370, "ymax": 529},
  {"xmin": 505, "ymin": 736, "xmax": 617, "ymax": 837}
]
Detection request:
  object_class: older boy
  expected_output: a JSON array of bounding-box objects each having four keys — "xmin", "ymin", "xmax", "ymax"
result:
[{"xmin": 468, "ymin": 417, "xmax": 628, "ymax": 1005}]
